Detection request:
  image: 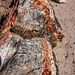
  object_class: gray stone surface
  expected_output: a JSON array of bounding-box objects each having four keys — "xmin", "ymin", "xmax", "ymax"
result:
[
  {"xmin": 0, "ymin": 38, "xmax": 56, "ymax": 75},
  {"xmin": 0, "ymin": 32, "xmax": 23, "ymax": 71}
]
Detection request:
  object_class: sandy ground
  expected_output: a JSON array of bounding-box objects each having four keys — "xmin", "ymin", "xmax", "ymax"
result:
[{"xmin": 50, "ymin": 0, "xmax": 75, "ymax": 75}]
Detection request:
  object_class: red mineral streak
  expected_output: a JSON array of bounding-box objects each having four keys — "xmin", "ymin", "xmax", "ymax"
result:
[
  {"xmin": 0, "ymin": 0, "xmax": 19, "ymax": 47},
  {"xmin": 0, "ymin": 0, "xmax": 19, "ymax": 33},
  {"xmin": 0, "ymin": 31, "xmax": 13, "ymax": 47},
  {"xmin": 42, "ymin": 38, "xmax": 52, "ymax": 75}
]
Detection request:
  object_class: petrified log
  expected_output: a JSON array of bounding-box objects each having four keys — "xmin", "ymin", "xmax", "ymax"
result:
[
  {"xmin": 0, "ymin": 0, "xmax": 66, "ymax": 75},
  {"xmin": 0, "ymin": 38, "xmax": 58, "ymax": 75}
]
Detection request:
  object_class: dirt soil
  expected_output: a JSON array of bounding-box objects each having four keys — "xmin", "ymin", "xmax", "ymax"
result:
[{"xmin": 50, "ymin": 0, "xmax": 75, "ymax": 75}]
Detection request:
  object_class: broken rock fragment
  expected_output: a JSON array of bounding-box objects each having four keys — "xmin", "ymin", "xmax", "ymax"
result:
[
  {"xmin": 0, "ymin": 38, "xmax": 57, "ymax": 75},
  {"xmin": 0, "ymin": 31, "xmax": 23, "ymax": 71}
]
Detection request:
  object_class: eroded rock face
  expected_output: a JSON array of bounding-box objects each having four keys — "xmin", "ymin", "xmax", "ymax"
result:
[
  {"xmin": 0, "ymin": 0, "xmax": 12, "ymax": 27},
  {"xmin": 4, "ymin": 38, "xmax": 44, "ymax": 75},
  {"xmin": 0, "ymin": 38, "xmax": 57, "ymax": 75},
  {"xmin": 0, "ymin": 32, "xmax": 23, "ymax": 71},
  {"xmin": 17, "ymin": 0, "xmax": 52, "ymax": 30},
  {"xmin": 11, "ymin": 0, "xmax": 64, "ymax": 47},
  {"xmin": 0, "ymin": 0, "xmax": 65, "ymax": 75}
]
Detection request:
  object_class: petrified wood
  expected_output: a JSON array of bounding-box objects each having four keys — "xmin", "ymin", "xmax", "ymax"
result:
[{"xmin": 0, "ymin": 0, "xmax": 66, "ymax": 75}]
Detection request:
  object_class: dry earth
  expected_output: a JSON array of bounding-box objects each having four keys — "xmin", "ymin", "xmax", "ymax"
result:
[{"xmin": 50, "ymin": 0, "xmax": 75, "ymax": 75}]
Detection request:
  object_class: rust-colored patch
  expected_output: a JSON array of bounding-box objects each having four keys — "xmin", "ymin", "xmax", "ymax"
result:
[
  {"xmin": 32, "ymin": 0, "xmax": 64, "ymax": 42},
  {"xmin": 0, "ymin": 31, "xmax": 13, "ymax": 47},
  {"xmin": 0, "ymin": 0, "xmax": 19, "ymax": 33},
  {"xmin": 0, "ymin": 0, "xmax": 19, "ymax": 47},
  {"xmin": 42, "ymin": 38, "xmax": 52, "ymax": 75}
]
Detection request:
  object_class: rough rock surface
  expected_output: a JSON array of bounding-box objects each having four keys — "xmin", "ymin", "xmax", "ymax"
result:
[
  {"xmin": 0, "ymin": 0, "xmax": 75, "ymax": 75},
  {"xmin": 11, "ymin": 0, "xmax": 64, "ymax": 48},
  {"xmin": 0, "ymin": 1, "xmax": 59, "ymax": 75},
  {"xmin": 0, "ymin": 38, "xmax": 57, "ymax": 75},
  {"xmin": 0, "ymin": 0, "xmax": 13, "ymax": 27},
  {"xmin": 0, "ymin": 32, "xmax": 23, "ymax": 70}
]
